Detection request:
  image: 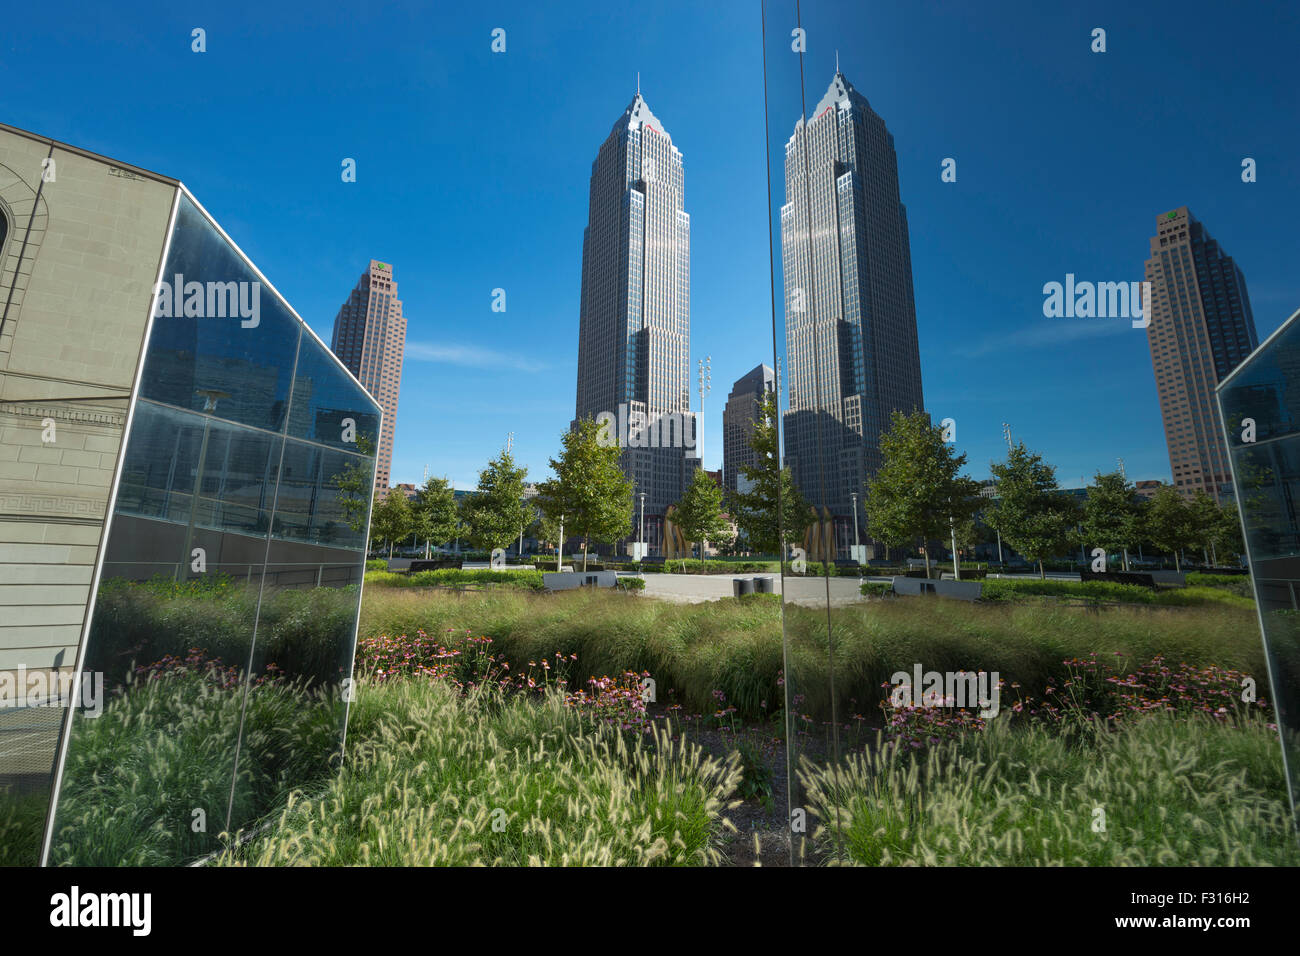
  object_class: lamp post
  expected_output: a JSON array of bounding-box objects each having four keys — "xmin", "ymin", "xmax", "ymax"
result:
[
  {"xmin": 949, "ymin": 512, "xmax": 961, "ymax": 581},
  {"xmin": 1117, "ymin": 456, "xmax": 1131, "ymax": 571},
  {"xmin": 178, "ymin": 389, "xmax": 230, "ymax": 582},
  {"xmin": 849, "ymin": 491, "xmax": 860, "ymax": 564},
  {"xmin": 697, "ymin": 356, "xmax": 711, "ymax": 461},
  {"xmin": 638, "ymin": 492, "xmax": 647, "ymax": 559},
  {"xmin": 557, "ymin": 514, "xmax": 564, "ymax": 572}
]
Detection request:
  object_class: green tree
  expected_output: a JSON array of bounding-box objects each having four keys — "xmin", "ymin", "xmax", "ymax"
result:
[
  {"xmin": 369, "ymin": 488, "xmax": 413, "ymax": 558},
  {"xmin": 333, "ymin": 435, "xmax": 376, "ymax": 536},
  {"xmin": 1213, "ymin": 500, "xmax": 1245, "ymax": 564},
  {"xmin": 1081, "ymin": 471, "xmax": 1138, "ymax": 571},
  {"xmin": 535, "ymin": 417, "xmax": 632, "ymax": 571},
  {"xmin": 1142, "ymin": 485, "xmax": 1197, "ymax": 571},
  {"xmin": 725, "ymin": 390, "xmax": 811, "ymax": 554},
  {"xmin": 460, "ymin": 447, "xmax": 530, "ymax": 556},
  {"xmin": 674, "ymin": 468, "xmax": 731, "ymax": 564},
  {"xmin": 864, "ymin": 410, "xmax": 982, "ymax": 579},
  {"xmin": 986, "ymin": 442, "xmax": 1078, "ymax": 579},
  {"xmin": 410, "ymin": 476, "xmax": 459, "ymax": 559}
]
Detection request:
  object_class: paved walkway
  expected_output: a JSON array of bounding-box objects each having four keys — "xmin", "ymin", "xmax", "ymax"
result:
[{"xmin": 636, "ymin": 572, "xmax": 869, "ymax": 608}]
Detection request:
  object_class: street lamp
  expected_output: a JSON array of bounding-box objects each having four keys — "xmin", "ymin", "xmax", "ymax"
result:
[
  {"xmin": 638, "ymin": 492, "xmax": 647, "ymax": 559},
  {"xmin": 849, "ymin": 491, "xmax": 860, "ymax": 564},
  {"xmin": 697, "ymin": 356, "xmax": 711, "ymax": 460}
]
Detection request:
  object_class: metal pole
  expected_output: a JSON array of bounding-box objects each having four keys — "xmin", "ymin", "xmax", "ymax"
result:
[
  {"xmin": 950, "ymin": 513, "xmax": 960, "ymax": 580},
  {"xmin": 557, "ymin": 515, "xmax": 564, "ymax": 571},
  {"xmin": 850, "ymin": 491, "xmax": 859, "ymax": 560},
  {"xmin": 178, "ymin": 416, "xmax": 212, "ymax": 582},
  {"xmin": 638, "ymin": 492, "xmax": 646, "ymax": 557}
]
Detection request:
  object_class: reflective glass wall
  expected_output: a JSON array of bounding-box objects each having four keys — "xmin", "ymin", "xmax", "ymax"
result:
[
  {"xmin": 1219, "ymin": 306, "xmax": 1300, "ymax": 818},
  {"xmin": 45, "ymin": 194, "xmax": 379, "ymax": 866}
]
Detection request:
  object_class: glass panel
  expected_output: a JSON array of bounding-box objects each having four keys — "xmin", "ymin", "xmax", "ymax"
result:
[
  {"xmin": 1220, "ymin": 314, "xmax": 1300, "ymax": 815},
  {"xmin": 138, "ymin": 195, "xmax": 301, "ymax": 434},
  {"xmin": 48, "ymin": 191, "xmax": 380, "ymax": 865},
  {"xmin": 286, "ymin": 333, "xmax": 381, "ymax": 452}
]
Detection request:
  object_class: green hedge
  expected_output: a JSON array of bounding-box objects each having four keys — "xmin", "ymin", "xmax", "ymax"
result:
[{"xmin": 365, "ymin": 568, "xmax": 546, "ymax": 590}]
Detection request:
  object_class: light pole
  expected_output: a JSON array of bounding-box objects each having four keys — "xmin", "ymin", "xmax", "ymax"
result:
[
  {"xmin": 849, "ymin": 491, "xmax": 860, "ymax": 563},
  {"xmin": 557, "ymin": 514, "xmax": 564, "ymax": 572},
  {"xmin": 638, "ymin": 492, "xmax": 647, "ymax": 559},
  {"xmin": 697, "ymin": 355, "xmax": 711, "ymax": 461},
  {"xmin": 1117, "ymin": 457, "xmax": 1131, "ymax": 571},
  {"xmin": 949, "ymin": 512, "xmax": 961, "ymax": 580}
]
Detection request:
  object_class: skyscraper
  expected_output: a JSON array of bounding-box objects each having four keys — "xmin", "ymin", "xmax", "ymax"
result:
[
  {"xmin": 331, "ymin": 260, "xmax": 406, "ymax": 493},
  {"xmin": 1144, "ymin": 207, "xmax": 1258, "ymax": 501},
  {"xmin": 723, "ymin": 363, "xmax": 775, "ymax": 493},
  {"xmin": 574, "ymin": 92, "xmax": 696, "ymax": 553},
  {"xmin": 781, "ymin": 72, "xmax": 925, "ymax": 553}
]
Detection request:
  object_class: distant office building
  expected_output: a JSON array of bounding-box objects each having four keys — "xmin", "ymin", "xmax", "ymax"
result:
[
  {"xmin": 331, "ymin": 260, "xmax": 406, "ymax": 494},
  {"xmin": 723, "ymin": 364, "xmax": 774, "ymax": 494},
  {"xmin": 573, "ymin": 91, "xmax": 696, "ymax": 554},
  {"xmin": 1218, "ymin": 305, "xmax": 1300, "ymax": 818},
  {"xmin": 781, "ymin": 72, "xmax": 925, "ymax": 556},
  {"xmin": 1133, "ymin": 479, "xmax": 1164, "ymax": 501},
  {"xmin": 1144, "ymin": 207, "xmax": 1258, "ymax": 501}
]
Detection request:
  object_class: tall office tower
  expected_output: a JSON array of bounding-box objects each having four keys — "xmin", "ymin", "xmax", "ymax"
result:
[
  {"xmin": 781, "ymin": 72, "xmax": 924, "ymax": 553},
  {"xmin": 331, "ymin": 260, "xmax": 406, "ymax": 493},
  {"xmin": 723, "ymin": 363, "xmax": 775, "ymax": 493},
  {"xmin": 574, "ymin": 92, "xmax": 696, "ymax": 553},
  {"xmin": 1144, "ymin": 207, "xmax": 1258, "ymax": 501}
]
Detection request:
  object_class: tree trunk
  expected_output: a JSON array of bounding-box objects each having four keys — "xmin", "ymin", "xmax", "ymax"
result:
[
  {"xmin": 1038, "ymin": 558, "xmax": 1046, "ymax": 580},
  {"xmin": 1173, "ymin": 550, "xmax": 1181, "ymax": 572},
  {"xmin": 388, "ymin": 540, "xmax": 393, "ymax": 558},
  {"xmin": 1122, "ymin": 548, "xmax": 1130, "ymax": 572},
  {"xmin": 582, "ymin": 538, "xmax": 589, "ymax": 572},
  {"xmin": 923, "ymin": 548, "xmax": 931, "ymax": 580}
]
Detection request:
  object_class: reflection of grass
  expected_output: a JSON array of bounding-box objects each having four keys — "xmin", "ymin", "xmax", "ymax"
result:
[
  {"xmin": 360, "ymin": 588, "xmax": 1265, "ymax": 725},
  {"xmin": 48, "ymin": 665, "xmax": 341, "ymax": 866},
  {"xmin": 91, "ymin": 581, "xmax": 359, "ymax": 686},
  {"xmin": 0, "ymin": 791, "xmax": 48, "ymax": 867},
  {"xmin": 804, "ymin": 714, "xmax": 1299, "ymax": 866},
  {"xmin": 217, "ymin": 679, "xmax": 741, "ymax": 866}
]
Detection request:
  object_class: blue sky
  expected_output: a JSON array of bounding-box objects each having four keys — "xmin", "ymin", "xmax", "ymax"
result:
[{"xmin": 6, "ymin": 0, "xmax": 1298, "ymax": 491}]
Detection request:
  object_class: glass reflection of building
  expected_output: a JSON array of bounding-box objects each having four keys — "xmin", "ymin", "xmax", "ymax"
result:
[
  {"xmin": 0, "ymin": 124, "xmax": 379, "ymax": 866},
  {"xmin": 1218, "ymin": 305, "xmax": 1300, "ymax": 821}
]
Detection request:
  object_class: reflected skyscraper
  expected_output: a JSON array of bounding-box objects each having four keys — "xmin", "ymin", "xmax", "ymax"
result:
[
  {"xmin": 573, "ymin": 92, "xmax": 696, "ymax": 553},
  {"xmin": 331, "ymin": 260, "xmax": 405, "ymax": 493},
  {"xmin": 781, "ymin": 72, "xmax": 925, "ymax": 554}
]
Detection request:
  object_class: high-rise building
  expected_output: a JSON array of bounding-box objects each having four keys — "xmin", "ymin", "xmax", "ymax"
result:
[
  {"xmin": 573, "ymin": 92, "xmax": 696, "ymax": 553},
  {"xmin": 780, "ymin": 72, "xmax": 925, "ymax": 554},
  {"xmin": 331, "ymin": 260, "xmax": 405, "ymax": 493},
  {"xmin": 1144, "ymin": 207, "xmax": 1258, "ymax": 501},
  {"xmin": 723, "ymin": 364, "xmax": 775, "ymax": 493}
]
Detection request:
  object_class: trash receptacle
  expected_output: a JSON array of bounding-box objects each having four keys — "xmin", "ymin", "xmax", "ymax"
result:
[
  {"xmin": 733, "ymin": 577, "xmax": 754, "ymax": 597},
  {"xmin": 753, "ymin": 576, "xmax": 774, "ymax": 594}
]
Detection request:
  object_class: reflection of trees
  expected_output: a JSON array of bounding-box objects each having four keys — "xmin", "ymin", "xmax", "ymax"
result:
[
  {"xmin": 1235, "ymin": 446, "xmax": 1292, "ymax": 558},
  {"xmin": 333, "ymin": 434, "xmax": 376, "ymax": 535}
]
